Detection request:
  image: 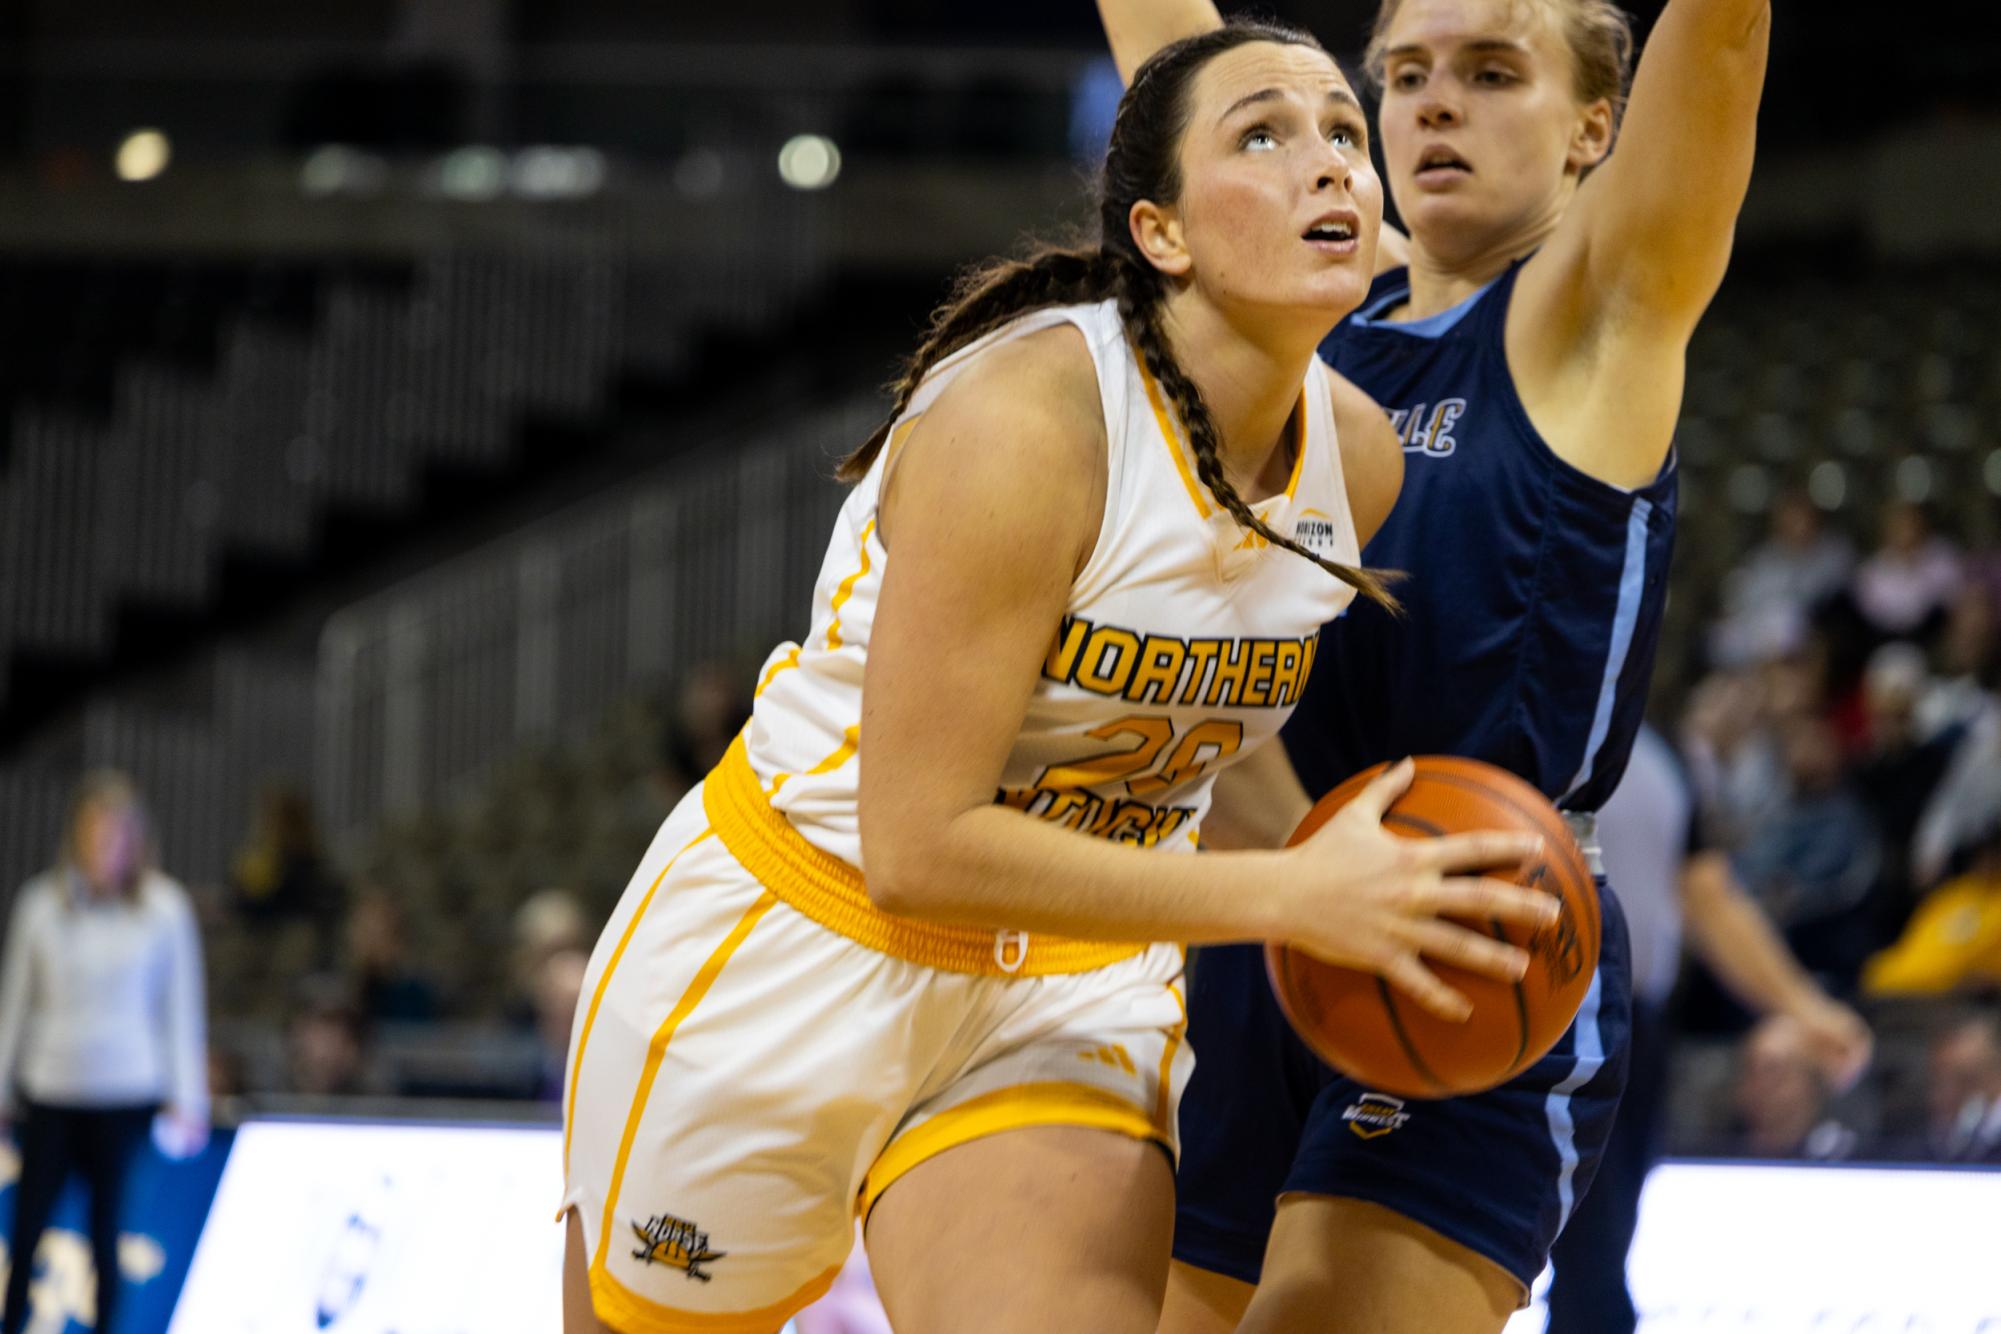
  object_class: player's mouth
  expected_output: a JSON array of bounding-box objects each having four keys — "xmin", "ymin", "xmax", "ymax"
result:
[
  {"xmin": 1413, "ymin": 145, "xmax": 1473, "ymax": 187},
  {"xmin": 1302, "ymin": 209, "xmax": 1361, "ymax": 256}
]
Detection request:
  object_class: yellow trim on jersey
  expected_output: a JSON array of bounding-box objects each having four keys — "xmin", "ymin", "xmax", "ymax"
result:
[
  {"xmin": 1132, "ymin": 340, "xmax": 1212, "ymax": 519},
  {"xmin": 706, "ymin": 735, "xmax": 1148, "ymax": 977},
  {"xmin": 858, "ymin": 1080, "xmax": 1164, "ymax": 1221},
  {"xmin": 565, "ymin": 827, "xmax": 717, "ymax": 1177},
  {"xmin": 588, "ymin": 1261, "xmax": 841, "ymax": 1334},
  {"xmin": 1280, "ymin": 393, "xmax": 1308, "ymax": 502},
  {"xmin": 825, "ymin": 517, "xmax": 876, "ymax": 651},
  {"xmin": 1133, "ymin": 338, "xmax": 1310, "ymax": 514},
  {"xmin": 754, "ymin": 648, "xmax": 801, "ymax": 698},
  {"xmin": 594, "ymin": 887, "xmax": 779, "ymax": 1276},
  {"xmin": 766, "ymin": 724, "xmax": 860, "ymax": 800},
  {"xmin": 1154, "ymin": 978, "xmax": 1188, "ymax": 1133}
]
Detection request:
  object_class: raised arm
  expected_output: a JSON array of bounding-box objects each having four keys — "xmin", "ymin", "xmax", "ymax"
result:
[
  {"xmin": 858, "ymin": 325, "xmax": 1550, "ymax": 1018},
  {"xmin": 1572, "ymin": 0, "xmax": 1770, "ymax": 329},
  {"xmin": 1095, "ymin": 0, "xmax": 1222, "ymax": 83}
]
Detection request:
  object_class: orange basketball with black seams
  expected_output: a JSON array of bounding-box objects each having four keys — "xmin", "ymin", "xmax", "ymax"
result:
[{"xmin": 1265, "ymin": 756, "xmax": 1599, "ymax": 1100}]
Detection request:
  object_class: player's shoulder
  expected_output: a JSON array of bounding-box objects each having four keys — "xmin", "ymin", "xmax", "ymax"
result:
[
  {"xmin": 885, "ymin": 315, "xmax": 1109, "ymax": 567},
  {"xmin": 912, "ymin": 318, "xmax": 1108, "ymax": 481}
]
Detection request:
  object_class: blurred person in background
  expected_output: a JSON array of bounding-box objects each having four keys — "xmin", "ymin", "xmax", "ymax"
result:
[
  {"xmin": 1923, "ymin": 1010, "xmax": 2001, "ymax": 1164},
  {"xmin": 284, "ymin": 984, "xmax": 381, "ymax": 1099},
  {"xmin": 530, "ymin": 947, "xmax": 588, "ymax": 1102},
  {"xmin": 230, "ymin": 781, "xmax": 345, "ymax": 958},
  {"xmin": 1912, "ymin": 709, "xmax": 2001, "ymax": 889},
  {"xmin": 656, "ymin": 661, "xmax": 753, "ymax": 794},
  {"xmin": 1841, "ymin": 498, "xmax": 1962, "ymax": 648},
  {"xmin": 1729, "ymin": 1014, "xmax": 1861, "ymax": 1160},
  {"xmin": 1679, "ymin": 652, "xmax": 1825, "ymax": 851},
  {"xmin": 1708, "ymin": 487, "xmax": 1855, "ymax": 670},
  {"xmin": 1865, "ymin": 824, "xmax": 2001, "ymax": 997},
  {"xmin": 507, "ymin": 887, "xmax": 587, "ymax": 1030},
  {"xmin": 1727, "ymin": 714, "xmax": 1882, "ymax": 986},
  {"xmin": 344, "ymin": 885, "xmax": 440, "ymax": 1024},
  {"xmin": 1916, "ymin": 586, "xmax": 1999, "ymax": 740},
  {"xmin": 0, "ymin": 772, "xmax": 209, "ymax": 1334},
  {"xmin": 1853, "ymin": 643, "xmax": 1966, "ymax": 928},
  {"xmin": 1545, "ymin": 725, "xmax": 1870, "ymax": 1334}
]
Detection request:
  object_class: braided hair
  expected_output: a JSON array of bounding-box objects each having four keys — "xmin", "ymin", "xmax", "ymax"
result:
[{"xmin": 839, "ymin": 20, "xmax": 1399, "ymax": 610}]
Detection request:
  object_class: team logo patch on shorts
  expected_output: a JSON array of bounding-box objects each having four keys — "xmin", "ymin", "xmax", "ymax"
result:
[
  {"xmin": 1342, "ymin": 1092, "xmax": 1411, "ymax": 1141},
  {"xmin": 631, "ymin": 1212, "xmax": 727, "ymax": 1281}
]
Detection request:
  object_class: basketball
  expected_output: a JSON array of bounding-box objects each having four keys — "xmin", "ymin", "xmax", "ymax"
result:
[{"xmin": 1265, "ymin": 757, "xmax": 1600, "ymax": 1099}]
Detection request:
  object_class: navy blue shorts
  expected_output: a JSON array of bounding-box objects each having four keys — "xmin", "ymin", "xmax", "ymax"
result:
[{"xmin": 1172, "ymin": 879, "xmax": 1632, "ymax": 1291}]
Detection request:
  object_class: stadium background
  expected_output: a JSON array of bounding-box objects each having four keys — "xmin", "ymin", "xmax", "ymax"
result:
[{"xmin": 0, "ymin": 0, "xmax": 1998, "ymax": 1328}]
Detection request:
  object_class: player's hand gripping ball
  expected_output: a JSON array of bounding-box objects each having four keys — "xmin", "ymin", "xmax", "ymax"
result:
[{"xmin": 1266, "ymin": 757, "xmax": 1599, "ymax": 1098}]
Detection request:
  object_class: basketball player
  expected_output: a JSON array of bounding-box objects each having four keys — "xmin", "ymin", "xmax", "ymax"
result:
[
  {"xmin": 559, "ymin": 24, "xmax": 1558, "ymax": 1334},
  {"xmin": 1097, "ymin": 1, "xmax": 1765, "ymax": 1329}
]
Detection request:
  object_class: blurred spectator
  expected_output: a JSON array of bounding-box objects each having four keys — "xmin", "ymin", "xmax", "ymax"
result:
[
  {"xmin": 1865, "ymin": 826, "xmax": 2001, "ymax": 996},
  {"xmin": 285, "ymin": 985, "xmax": 381, "ymax": 1098},
  {"xmin": 1912, "ymin": 709, "xmax": 2001, "ymax": 887},
  {"xmin": 1924, "ymin": 1011, "xmax": 2001, "ymax": 1163},
  {"xmin": 230, "ymin": 782, "xmax": 345, "ymax": 951},
  {"xmin": 659, "ymin": 662, "xmax": 751, "ymax": 792},
  {"xmin": 206, "ymin": 1045, "xmax": 247, "ymax": 1104},
  {"xmin": 1729, "ymin": 1015, "xmax": 1861, "ymax": 1160},
  {"xmin": 1853, "ymin": 644, "xmax": 1964, "ymax": 923},
  {"xmin": 0, "ymin": 772, "xmax": 209, "ymax": 1334},
  {"xmin": 509, "ymin": 887, "xmax": 587, "ymax": 1029},
  {"xmin": 531, "ymin": 947, "xmax": 589, "ymax": 1102},
  {"xmin": 1679, "ymin": 669, "xmax": 1788, "ymax": 850},
  {"xmin": 1729, "ymin": 717, "xmax": 1881, "ymax": 942},
  {"xmin": 1844, "ymin": 499, "xmax": 1962, "ymax": 644},
  {"xmin": 345, "ymin": 887, "xmax": 440, "ymax": 1024},
  {"xmin": 1917, "ymin": 587, "xmax": 2000, "ymax": 740},
  {"xmin": 1709, "ymin": 488, "xmax": 1854, "ymax": 668}
]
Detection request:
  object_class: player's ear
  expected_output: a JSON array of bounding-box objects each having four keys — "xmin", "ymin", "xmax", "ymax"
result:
[
  {"xmin": 1568, "ymin": 97, "xmax": 1614, "ymax": 173},
  {"xmin": 1129, "ymin": 199, "xmax": 1193, "ymax": 278}
]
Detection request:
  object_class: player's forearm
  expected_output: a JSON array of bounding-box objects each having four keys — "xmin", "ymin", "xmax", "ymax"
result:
[
  {"xmin": 868, "ymin": 801, "xmax": 1294, "ymax": 945},
  {"xmin": 1096, "ymin": 0, "xmax": 1223, "ymax": 83},
  {"xmin": 1683, "ymin": 852, "xmax": 1826, "ymax": 1017}
]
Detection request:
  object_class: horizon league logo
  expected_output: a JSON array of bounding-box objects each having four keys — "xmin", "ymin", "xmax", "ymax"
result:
[{"xmin": 1342, "ymin": 1093, "xmax": 1412, "ymax": 1141}]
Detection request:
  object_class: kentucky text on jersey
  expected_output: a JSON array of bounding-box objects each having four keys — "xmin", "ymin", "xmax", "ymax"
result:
[{"xmin": 1042, "ymin": 614, "xmax": 1322, "ymax": 710}]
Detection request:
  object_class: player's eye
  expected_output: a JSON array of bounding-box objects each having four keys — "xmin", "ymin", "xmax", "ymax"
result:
[{"xmin": 1240, "ymin": 126, "xmax": 1280, "ymax": 152}]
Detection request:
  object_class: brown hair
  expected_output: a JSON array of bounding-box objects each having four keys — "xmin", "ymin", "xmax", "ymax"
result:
[
  {"xmin": 839, "ymin": 20, "xmax": 1398, "ymax": 610},
  {"xmin": 1365, "ymin": 0, "xmax": 1636, "ymax": 129},
  {"xmin": 58, "ymin": 769, "xmax": 154, "ymax": 902}
]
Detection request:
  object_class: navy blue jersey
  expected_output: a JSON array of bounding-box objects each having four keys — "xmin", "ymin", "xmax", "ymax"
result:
[{"xmin": 1290, "ymin": 260, "xmax": 1678, "ymax": 812}]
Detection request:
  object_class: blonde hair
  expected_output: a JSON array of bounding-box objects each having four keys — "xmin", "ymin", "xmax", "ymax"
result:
[
  {"xmin": 1365, "ymin": 0, "xmax": 1636, "ymax": 127},
  {"xmin": 58, "ymin": 770, "xmax": 154, "ymax": 901}
]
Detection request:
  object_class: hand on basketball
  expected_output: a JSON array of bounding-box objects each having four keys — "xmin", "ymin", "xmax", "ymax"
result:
[{"xmin": 1281, "ymin": 758, "xmax": 1557, "ymax": 1022}]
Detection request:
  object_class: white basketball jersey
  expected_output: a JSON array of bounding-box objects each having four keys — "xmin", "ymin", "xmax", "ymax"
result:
[{"xmin": 746, "ymin": 299, "xmax": 1361, "ymax": 869}]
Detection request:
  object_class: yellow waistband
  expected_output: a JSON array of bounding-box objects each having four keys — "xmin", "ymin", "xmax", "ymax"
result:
[{"xmin": 703, "ymin": 736, "xmax": 1149, "ymax": 977}]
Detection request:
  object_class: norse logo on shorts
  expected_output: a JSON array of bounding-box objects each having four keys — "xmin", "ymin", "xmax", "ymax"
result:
[
  {"xmin": 631, "ymin": 1212, "xmax": 727, "ymax": 1281},
  {"xmin": 1342, "ymin": 1092, "xmax": 1412, "ymax": 1141}
]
